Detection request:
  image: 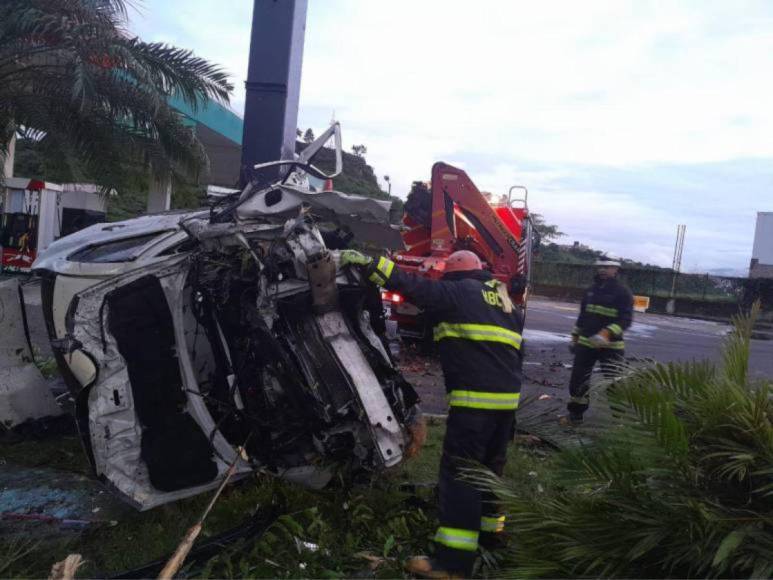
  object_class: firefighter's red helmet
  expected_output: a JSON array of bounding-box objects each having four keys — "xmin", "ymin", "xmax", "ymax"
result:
[{"xmin": 445, "ymin": 250, "xmax": 483, "ymax": 273}]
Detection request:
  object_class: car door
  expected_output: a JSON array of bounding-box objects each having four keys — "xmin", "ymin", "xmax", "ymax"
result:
[{"xmin": 63, "ymin": 255, "xmax": 251, "ymax": 510}]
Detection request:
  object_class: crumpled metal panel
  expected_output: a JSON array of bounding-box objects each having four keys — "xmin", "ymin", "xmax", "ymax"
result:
[
  {"xmin": 0, "ymin": 278, "xmax": 62, "ymax": 427},
  {"xmin": 315, "ymin": 311, "xmax": 405, "ymax": 467},
  {"xmin": 236, "ymin": 185, "xmax": 405, "ymax": 249},
  {"xmin": 32, "ymin": 211, "xmax": 205, "ymax": 274},
  {"xmin": 67, "ymin": 256, "xmax": 247, "ymax": 510}
]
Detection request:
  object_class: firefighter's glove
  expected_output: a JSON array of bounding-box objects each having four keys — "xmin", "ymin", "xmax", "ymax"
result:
[
  {"xmin": 569, "ymin": 334, "xmax": 578, "ymax": 354},
  {"xmin": 340, "ymin": 250, "xmax": 373, "ymax": 269},
  {"xmin": 588, "ymin": 329, "xmax": 611, "ymax": 347},
  {"xmin": 403, "ymin": 413, "xmax": 427, "ymax": 460}
]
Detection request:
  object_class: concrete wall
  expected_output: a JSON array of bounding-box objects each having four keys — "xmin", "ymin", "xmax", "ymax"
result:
[
  {"xmin": 750, "ymin": 260, "xmax": 773, "ymax": 279},
  {"xmin": 60, "ymin": 184, "xmax": 108, "ymax": 213},
  {"xmin": 36, "ymin": 189, "xmax": 58, "ymax": 253},
  {"xmin": 751, "ymin": 212, "xmax": 773, "ymax": 278}
]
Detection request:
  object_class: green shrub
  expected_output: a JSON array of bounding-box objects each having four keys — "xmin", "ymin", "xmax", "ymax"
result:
[{"xmin": 481, "ymin": 303, "xmax": 773, "ymax": 578}]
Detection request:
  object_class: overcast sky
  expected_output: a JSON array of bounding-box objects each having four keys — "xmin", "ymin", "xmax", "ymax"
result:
[{"xmin": 131, "ymin": 0, "xmax": 773, "ymax": 273}]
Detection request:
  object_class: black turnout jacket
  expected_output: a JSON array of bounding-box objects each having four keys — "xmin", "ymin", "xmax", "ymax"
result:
[{"xmin": 367, "ymin": 256, "xmax": 523, "ymax": 411}]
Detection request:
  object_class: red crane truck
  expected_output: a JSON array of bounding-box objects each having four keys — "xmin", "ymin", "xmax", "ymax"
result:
[{"xmin": 384, "ymin": 162, "xmax": 536, "ymax": 339}]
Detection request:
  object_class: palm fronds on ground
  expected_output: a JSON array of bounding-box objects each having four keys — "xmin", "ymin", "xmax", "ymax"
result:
[
  {"xmin": 0, "ymin": 0, "xmax": 232, "ymax": 188},
  {"xmin": 478, "ymin": 303, "xmax": 773, "ymax": 578}
]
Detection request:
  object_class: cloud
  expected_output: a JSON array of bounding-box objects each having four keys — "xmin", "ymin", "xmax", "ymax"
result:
[{"xmin": 128, "ymin": 0, "xmax": 773, "ymax": 272}]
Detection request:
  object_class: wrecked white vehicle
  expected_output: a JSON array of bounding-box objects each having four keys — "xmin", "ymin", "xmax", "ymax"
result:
[{"xmin": 33, "ymin": 125, "xmax": 420, "ymax": 510}]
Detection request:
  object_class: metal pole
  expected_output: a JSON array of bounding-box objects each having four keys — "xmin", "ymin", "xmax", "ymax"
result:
[
  {"xmin": 670, "ymin": 224, "xmax": 686, "ymax": 298},
  {"xmin": 240, "ymin": 0, "xmax": 308, "ymax": 187}
]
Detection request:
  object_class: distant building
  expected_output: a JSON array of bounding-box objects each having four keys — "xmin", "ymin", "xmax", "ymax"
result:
[{"xmin": 750, "ymin": 212, "xmax": 773, "ymax": 278}]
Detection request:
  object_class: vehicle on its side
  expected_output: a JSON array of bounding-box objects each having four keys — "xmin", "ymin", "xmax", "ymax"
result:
[{"xmin": 33, "ymin": 124, "xmax": 421, "ymax": 510}]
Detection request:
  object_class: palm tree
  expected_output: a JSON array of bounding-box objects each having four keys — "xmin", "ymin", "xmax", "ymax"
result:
[
  {"xmin": 475, "ymin": 303, "xmax": 773, "ymax": 578},
  {"xmin": 0, "ymin": 0, "xmax": 233, "ymax": 189}
]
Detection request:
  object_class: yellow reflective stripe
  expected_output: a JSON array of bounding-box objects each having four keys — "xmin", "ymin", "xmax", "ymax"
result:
[
  {"xmin": 368, "ymin": 270, "xmax": 386, "ymax": 285},
  {"xmin": 607, "ymin": 323, "xmax": 623, "ymax": 336},
  {"xmin": 480, "ymin": 515, "xmax": 506, "ymax": 533},
  {"xmin": 367, "ymin": 257, "xmax": 395, "ymax": 286},
  {"xmin": 586, "ymin": 304, "xmax": 618, "ymax": 317},
  {"xmin": 570, "ymin": 395, "xmax": 589, "ymax": 405},
  {"xmin": 577, "ymin": 336, "xmax": 625, "ymax": 349},
  {"xmin": 434, "ymin": 527, "xmax": 479, "ymax": 551},
  {"xmin": 433, "ymin": 322, "xmax": 522, "ymax": 350},
  {"xmin": 448, "ymin": 390, "xmax": 520, "ymax": 410},
  {"xmin": 376, "ymin": 256, "xmax": 395, "ymax": 280}
]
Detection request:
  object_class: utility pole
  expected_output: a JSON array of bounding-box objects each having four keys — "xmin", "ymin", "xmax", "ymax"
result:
[
  {"xmin": 670, "ymin": 224, "xmax": 687, "ymax": 298},
  {"xmin": 240, "ymin": 0, "xmax": 308, "ymax": 187},
  {"xmin": 384, "ymin": 175, "xmax": 391, "ymax": 195}
]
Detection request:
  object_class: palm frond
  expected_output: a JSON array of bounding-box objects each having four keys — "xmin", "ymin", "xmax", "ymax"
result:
[
  {"xmin": 722, "ymin": 301, "xmax": 760, "ymax": 386},
  {"xmin": 0, "ymin": 0, "xmax": 232, "ymax": 189},
  {"xmin": 480, "ymin": 305, "xmax": 773, "ymax": 578}
]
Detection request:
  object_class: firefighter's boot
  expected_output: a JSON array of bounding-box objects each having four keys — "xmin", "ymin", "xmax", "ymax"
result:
[
  {"xmin": 558, "ymin": 414, "xmax": 583, "ymax": 427},
  {"xmin": 404, "ymin": 556, "xmax": 464, "ymax": 579}
]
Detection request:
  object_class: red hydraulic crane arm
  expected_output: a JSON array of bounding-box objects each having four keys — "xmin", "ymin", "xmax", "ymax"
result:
[{"xmin": 429, "ymin": 162, "xmax": 522, "ymax": 276}]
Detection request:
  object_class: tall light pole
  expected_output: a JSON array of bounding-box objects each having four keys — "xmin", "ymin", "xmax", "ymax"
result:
[
  {"xmin": 670, "ymin": 224, "xmax": 687, "ymax": 298},
  {"xmin": 384, "ymin": 175, "xmax": 391, "ymax": 195}
]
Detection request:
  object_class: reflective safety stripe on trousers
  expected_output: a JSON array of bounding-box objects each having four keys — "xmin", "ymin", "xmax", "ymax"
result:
[
  {"xmin": 577, "ymin": 336, "xmax": 625, "ymax": 349},
  {"xmin": 434, "ymin": 322, "xmax": 522, "ymax": 350},
  {"xmin": 449, "ymin": 390, "xmax": 520, "ymax": 410},
  {"xmin": 586, "ymin": 304, "xmax": 619, "ymax": 317},
  {"xmin": 434, "ymin": 526, "xmax": 479, "ymax": 551},
  {"xmin": 368, "ymin": 256, "xmax": 395, "ymax": 285},
  {"xmin": 480, "ymin": 515, "xmax": 506, "ymax": 533}
]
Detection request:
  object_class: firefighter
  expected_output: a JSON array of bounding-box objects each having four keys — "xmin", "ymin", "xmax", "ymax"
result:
[
  {"xmin": 341, "ymin": 249, "xmax": 524, "ymax": 578},
  {"xmin": 561, "ymin": 259, "xmax": 634, "ymax": 426}
]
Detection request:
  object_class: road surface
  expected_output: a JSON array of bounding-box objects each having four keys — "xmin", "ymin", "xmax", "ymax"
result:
[
  {"xmin": 525, "ymin": 297, "xmax": 773, "ymax": 378},
  {"xmin": 401, "ymin": 297, "xmax": 773, "ymax": 416}
]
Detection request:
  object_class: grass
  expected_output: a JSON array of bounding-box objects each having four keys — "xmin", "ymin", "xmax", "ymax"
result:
[
  {"xmin": 0, "ymin": 420, "xmax": 551, "ymax": 578},
  {"xmin": 0, "ymin": 432, "xmax": 89, "ymax": 474}
]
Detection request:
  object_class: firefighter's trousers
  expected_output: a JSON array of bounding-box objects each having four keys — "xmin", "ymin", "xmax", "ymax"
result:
[
  {"xmin": 435, "ymin": 407, "xmax": 515, "ymax": 575},
  {"xmin": 567, "ymin": 345, "xmax": 624, "ymax": 419}
]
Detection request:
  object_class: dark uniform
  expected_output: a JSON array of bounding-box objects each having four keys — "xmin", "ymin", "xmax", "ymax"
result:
[
  {"xmin": 367, "ymin": 256, "xmax": 524, "ymax": 575},
  {"xmin": 567, "ymin": 276, "xmax": 634, "ymax": 420}
]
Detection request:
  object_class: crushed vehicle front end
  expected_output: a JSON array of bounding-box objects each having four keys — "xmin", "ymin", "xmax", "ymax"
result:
[{"xmin": 34, "ymin": 124, "xmax": 421, "ymax": 510}]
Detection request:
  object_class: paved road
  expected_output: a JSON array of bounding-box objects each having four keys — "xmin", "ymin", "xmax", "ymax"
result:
[
  {"xmin": 525, "ymin": 297, "xmax": 773, "ymax": 379},
  {"xmin": 403, "ymin": 297, "xmax": 773, "ymax": 416}
]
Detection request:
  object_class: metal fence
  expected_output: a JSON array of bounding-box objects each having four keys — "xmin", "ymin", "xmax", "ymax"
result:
[{"xmin": 532, "ymin": 262, "xmax": 773, "ymax": 309}]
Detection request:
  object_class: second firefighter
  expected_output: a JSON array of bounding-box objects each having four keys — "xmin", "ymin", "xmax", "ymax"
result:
[{"xmin": 562, "ymin": 259, "xmax": 634, "ymax": 426}]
